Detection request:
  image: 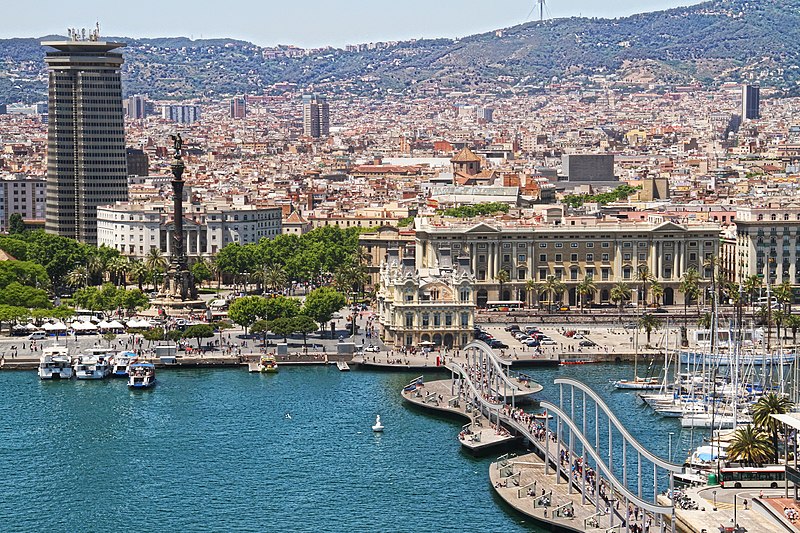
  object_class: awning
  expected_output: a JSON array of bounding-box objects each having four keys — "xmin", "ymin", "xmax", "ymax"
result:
[{"xmin": 771, "ymin": 413, "xmax": 800, "ymax": 431}]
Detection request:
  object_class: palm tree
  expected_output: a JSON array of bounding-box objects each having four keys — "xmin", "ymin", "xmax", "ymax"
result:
[
  {"xmin": 576, "ymin": 276, "xmax": 597, "ymax": 311},
  {"xmin": 752, "ymin": 393, "xmax": 794, "ymax": 463},
  {"xmin": 66, "ymin": 265, "xmax": 89, "ymax": 289},
  {"xmin": 638, "ymin": 313, "xmax": 661, "ymax": 345},
  {"xmin": 542, "ymin": 275, "xmax": 565, "ymax": 312},
  {"xmin": 773, "ymin": 309, "xmax": 788, "ymax": 340},
  {"xmin": 525, "ymin": 279, "xmax": 541, "ymax": 309},
  {"xmin": 637, "ymin": 266, "xmax": 652, "ymax": 309},
  {"xmin": 262, "ymin": 264, "xmax": 288, "ymax": 294},
  {"xmin": 107, "ymin": 256, "xmax": 129, "ymax": 287},
  {"xmin": 743, "ymin": 274, "xmax": 763, "ymax": 310},
  {"xmin": 127, "ymin": 260, "xmax": 147, "ymax": 291},
  {"xmin": 650, "ymin": 280, "xmax": 664, "ymax": 308},
  {"xmin": 145, "ymin": 248, "xmax": 168, "ymax": 291},
  {"xmin": 206, "ymin": 256, "xmax": 221, "ymax": 293},
  {"xmin": 610, "ymin": 282, "xmax": 631, "ymax": 313},
  {"xmin": 698, "ymin": 312, "xmax": 712, "ymax": 330},
  {"xmin": 726, "ymin": 425, "xmax": 773, "ymax": 467},
  {"xmin": 85, "ymin": 254, "xmax": 106, "ymax": 285},
  {"xmin": 774, "ymin": 280, "xmax": 793, "ymax": 313},
  {"xmin": 787, "ymin": 314, "xmax": 800, "ymax": 346},
  {"xmin": 494, "ymin": 269, "xmax": 510, "ymax": 300}
]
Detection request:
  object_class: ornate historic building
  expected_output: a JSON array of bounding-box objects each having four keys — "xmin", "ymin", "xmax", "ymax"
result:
[{"xmin": 377, "ymin": 247, "xmax": 475, "ymax": 349}]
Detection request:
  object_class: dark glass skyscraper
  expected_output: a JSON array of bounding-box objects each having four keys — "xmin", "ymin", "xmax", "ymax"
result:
[
  {"xmin": 42, "ymin": 34, "xmax": 128, "ymax": 245},
  {"xmin": 742, "ymin": 84, "xmax": 760, "ymax": 120}
]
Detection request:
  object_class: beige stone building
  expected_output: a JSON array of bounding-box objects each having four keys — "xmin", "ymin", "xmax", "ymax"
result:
[
  {"xmin": 377, "ymin": 248, "xmax": 475, "ymax": 349},
  {"xmin": 414, "ymin": 216, "xmax": 720, "ymax": 307},
  {"xmin": 733, "ymin": 202, "xmax": 800, "ymax": 288}
]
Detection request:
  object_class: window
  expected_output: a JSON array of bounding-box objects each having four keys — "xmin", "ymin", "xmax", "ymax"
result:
[
  {"xmin": 586, "ymin": 253, "xmax": 594, "ymax": 262},
  {"xmin": 638, "ymin": 253, "xmax": 646, "ymax": 261},
  {"xmin": 623, "ymin": 242, "xmax": 632, "ymax": 248},
  {"xmin": 570, "ymin": 242, "xmax": 578, "ymax": 248},
  {"xmin": 586, "ymin": 242, "xmax": 594, "ymax": 248},
  {"xmin": 518, "ymin": 254, "xmax": 526, "ymax": 262},
  {"xmin": 503, "ymin": 254, "xmax": 511, "ymax": 263},
  {"xmin": 602, "ymin": 268, "xmax": 610, "ymax": 281},
  {"xmin": 460, "ymin": 289, "xmax": 470, "ymax": 302},
  {"xmin": 602, "ymin": 253, "xmax": 609, "ymax": 262},
  {"xmin": 433, "ymin": 314, "xmax": 441, "ymax": 326},
  {"xmin": 555, "ymin": 243, "xmax": 563, "ymax": 248},
  {"xmin": 623, "ymin": 253, "xmax": 632, "ymax": 261},
  {"xmin": 602, "ymin": 242, "xmax": 610, "ymax": 248},
  {"xmin": 689, "ymin": 252, "xmax": 697, "ymax": 261},
  {"xmin": 461, "ymin": 313, "xmax": 469, "ymax": 327},
  {"xmin": 555, "ymin": 254, "xmax": 562, "ymax": 262},
  {"xmin": 518, "ymin": 268, "xmax": 526, "ymax": 280},
  {"xmin": 539, "ymin": 254, "xmax": 546, "ymax": 262},
  {"xmin": 477, "ymin": 270, "xmax": 486, "ymax": 281},
  {"xmin": 405, "ymin": 314, "xmax": 413, "ymax": 327},
  {"xmin": 539, "ymin": 243, "xmax": 547, "ymax": 248},
  {"xmin": 478, "ymin": 255, "xmax": 486, "ymax": 263},
  {"xmin": 571, "ymin": 253, "xmax": 578, "ymax": 262},
  {"xmin": 539, "ymin": 269, "xmax": 547, "ymax": 280},
  {"xmin": 623, "ymin": 267, "xmax": 632, "ymax": 279},
  {"xmin": 570, "ymin": 268, "xmax": 579, "ymax": 280},
  {"xmin": 445, "ymin": 314, "xmax": 452, "ymax": 326}
]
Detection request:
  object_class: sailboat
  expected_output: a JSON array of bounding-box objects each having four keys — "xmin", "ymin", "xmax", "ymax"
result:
[{"xmin": 614, "ymin": 318, "xmax": 663, "ymax": 390}]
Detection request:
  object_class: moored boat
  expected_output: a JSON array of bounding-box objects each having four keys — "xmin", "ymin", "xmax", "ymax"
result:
[
  {"xmin": 128, "ymin": 362, "xmax": 156, "ymax": 389},
  {"xmin": 613, "ymin": 376, "xmax": 663, "ymax": 390},
  {"xmin": 249, "ymin": 355, "xmax": 278, "ymax": 373},
  {"xmin": 38, "ymin": 346, "xmax": 72, "ymax": 380},
  {"xmin": 111, "ymin": 351, "xmax": 136, "ymax": 378},
  {"xmin": 74, "ymin": 348, "xmax": 113, "ymax": 380}
]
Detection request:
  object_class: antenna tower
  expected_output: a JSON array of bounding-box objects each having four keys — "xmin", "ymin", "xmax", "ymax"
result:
[{"xmin": 538, "ymin": 0, "xmax": 546, "ymax": 21}]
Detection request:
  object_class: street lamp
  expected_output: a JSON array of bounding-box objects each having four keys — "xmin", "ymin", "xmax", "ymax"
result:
[{"xmin": 713, "ymin": 489, "xmax": 717, "ymax": 511}]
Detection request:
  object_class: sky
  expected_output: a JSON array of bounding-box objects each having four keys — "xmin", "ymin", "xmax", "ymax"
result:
[{"xmin": 3, "ymin": 0, "xmax": 704, "ymax": 48}]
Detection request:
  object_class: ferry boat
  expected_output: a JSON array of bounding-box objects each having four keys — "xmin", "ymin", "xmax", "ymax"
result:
[
  {"xmin": 249, "ymin": 355, "xmax": 278, "ymax": 373},
  {"xmin": 74, "ymin": 348, "xmax": 114, "ymax": 380},
  {"xmin": 111, "ymin": 351, "xmax": 136, "ymax": 378},
  {"xmin": 128, "ymin": 362, "xmax": 156, "ymax": 389},
  {"xmin": 38, "ymin": 346, "xmax": 72, "ymax": 380}
]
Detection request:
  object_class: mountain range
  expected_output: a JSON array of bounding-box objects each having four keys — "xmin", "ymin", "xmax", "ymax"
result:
[{"xmin": 1, "ymin": 0, "xmax": 798, "ymax": 103}]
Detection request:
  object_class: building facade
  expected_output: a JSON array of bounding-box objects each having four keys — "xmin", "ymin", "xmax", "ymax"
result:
[
  {"xmin": 126, "ymin": 94, "xmax": 146, "ymax": 119},
  {"xmin": 97, "ymin": 200, "xmax": 282, "ymax": 259},
  {"xmin": 377, "ymin": 247, "xmax": 475, "ymax": 349},
  {"xmin": 414, "ymin": 217, "xmax": 720, "ymax": 307},
  {"xmin": 742, "ymin": 85, "xmax": 760, "ymax": 120},
  {"xmin": 161, "ymin": 104, "xmax": 201, "ymax": 124},
  {"xmin": 0, "ymin": 175, "xmax": 46, "ymax": 231},
  {"xmin": 230, "ymin": 97, "xmax": 246, "ymax": 119},
  {"xmin": 734, "ymin": 203, "xmax": 800, "ymax": 287},
  {"xmin": 302, "ymin": 94, "xmax": 329, "ymax": 138},
  {"xmin": 42, "ymin": 36, "xmax": 129, "ymax": 245}
]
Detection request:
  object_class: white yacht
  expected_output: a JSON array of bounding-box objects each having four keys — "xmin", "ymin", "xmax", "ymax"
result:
[
  {"xmin": 74, "ymin": 348, "xmax": 114, "ymax": 380},
  {"xmin": 38, "ymin": 346, "xmax": 72, "ymax": 380},
  {"xmin": 111, "ymin": 351, "xmax": 136, "ymax": 378}
]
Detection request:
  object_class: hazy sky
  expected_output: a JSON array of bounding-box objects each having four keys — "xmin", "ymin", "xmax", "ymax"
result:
[{"xmin": 4, "ymin": 0, "xmax": 703, "ymax": 48}]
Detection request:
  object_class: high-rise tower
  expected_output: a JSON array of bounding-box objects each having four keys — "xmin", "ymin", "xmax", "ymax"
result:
[
  {"xmin": 42, "ymin": 29, "xmax": 128, "ymax": 245},
  {"xmin": 302, "ymin": 94, "xmax": 329, "ymax": 138},
  {"xmin": 742, "ymin": 84, "xmax": 760, "ymax": 120}
]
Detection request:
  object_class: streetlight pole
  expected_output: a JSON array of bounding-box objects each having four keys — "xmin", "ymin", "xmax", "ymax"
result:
[
  {"xmin": 713, "ymin": 489, "xmax": 717, "ymax": 512},
  {"xmin": 733, "ymin": 493, "xmax": 738, "ymax": 528}
]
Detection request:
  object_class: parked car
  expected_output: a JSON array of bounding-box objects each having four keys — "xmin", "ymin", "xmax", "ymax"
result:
[
  {"xmin": 540, "ymin": 338, "xmax": 557, "ymax": 346},
  {"xmin": 525, "ymin": 339, "xmax": 540, "ymax": 347},
  {"xmin": 579, "ymin": 340, "xmax": 596, "ymax": 347},
  {"xmin": 564, "ymin": 330, "xmax": 576, "ymax": 338},
  {"xmin": 653, "ymin": 308, "xmax": 668, "ymax": 314},
  {"xmin": 504, "ymin": 325, "xmax": 521, "ymax": 332},
  {"xmin": 489, "ymin": 340, "xmax": 509, "ymax": 349},
  {"xmin": 623, "ymin": 322, "xmax": 638, "ymax": 329},
  {"xmin": 27, "ymin": 331, "xmax": 46, "ymax": 340},
  {"xmin": 364, "ymin": 345, "xmax": 380, "ymax": 353}
]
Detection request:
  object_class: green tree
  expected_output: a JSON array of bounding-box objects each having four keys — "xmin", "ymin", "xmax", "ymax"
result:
[
  {"xmin": 637, "ymin": 266, "xmax": 652, "ymax": 308},
  {"xmin": 182, "ymin": 323, "xmax": 216, "ymax": 350},
  {"xmin": 66, "ymin": 265, "xmax": 90, "ymax": 289},
  {"xmin": 726, "ymin": 425, "xmax": 773, "ymax": 467},
  {"xmin": 250, "ymin": 319, "xmax": 270, "ymax": 345},
  {"xmin": 191, "ymin": 259, "xmax": 212, "ymax": 287},
  {"xmin": 143, "ymin": 327, "xmax": 165, "ymax": 346},
  {"xmin": 127, "ymin": 260, "xmax": 148, "ymax": 291},
  {"xmin": 264, "ymin": 295, "xmax": 301, "ymax": 321},
  {"xmin": 0, "ymin": 304, "xmax": 29, "ymax": 334},
  {"xmin": 638, "ymin": 313, "xmax": 661, "ymax": 345},
  {"xmin": 261, "ymin": 264, "xmax": 288, "ymax": 294},
  {"xmin": 302, "ymin": 287, "xmax": 347, "ymax": 332},
  {"xmin": 102, "ymin": 332, "xmax": 117, "ymax": 347},
  {"xmin": 8, "ymin": 213, "xmax": 26, "ymax": 235},
  {"xmin": 0, "ymin": 260, "xmax": 50, "ymax": 291},
  {"xmin": 610, "ymin": 282, "xmax": 631, "ymax": 313},
  {"xmin": 166, "ymin": 329, "xmax": 184, "ymax": 343},
  {"xmin": 774, "ymin": 281, "xmax": 794, "ymax": 313},
  {"xmin": 679, "ymin": 268, "xmax": 701, "ymax": 340},
  {"xmin": 107, "ymin": 256, "xmax": 129, "ymax": 287},
  {"xmin": 0, "ymin": 282, "xmax": 50, "ymax": 308},
  {"xmin": 269, "ymin": 317, "xmax": 295, "ymax": 343},
  {"xmin": 698, "ymin": 312, "xmax": 712, "ymax": 330},
  {"xmin": 228, "ymin": 296, "xmax": 267, "ymax": 334},
  {"xmin": 291, "ymin": 315, "xmax": 318, "ymax": 352},
  {"xmin": 145, "ymin": 248, "xmax": 168, "ymax": 291},
  {"xmin": 576, "ymin": 276, "xmax": 597, "ymax": 311},
  {"xmin": 525, "ymin": 279, "xmax": 541, "ymax": 308},
  {"xmin": 752, "ymin": 393, "xmax": 794, "ymax": 463},
  {"xmin": 494, "ymin": 269, "xmax": 510, "ymax": 300},
  {"xmin": 542, "ymin": 275, "xmax": 565, "ymax": 312},
  {"xmin": 114, "ymin": 288, "xmax": 149, "ymax": 316},
  {"xmin": 650, "ymin": 280, "xmax": 664, "ymax": 308},
  {"xmin": 743, "ymin": 274, "xmax": 763, "ymax": 310},
  {"xmin": 787, "ymin": 314, "xmax": 800, "ymax": 346}
]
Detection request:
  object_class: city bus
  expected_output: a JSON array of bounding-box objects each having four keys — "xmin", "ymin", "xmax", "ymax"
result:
[
  {"xmin": 486, "ymin": 300, "xmax": 524, "ymax": 312},
  {"xmin": 719, "ymin": 465, "xmax": 793, "ymax": 489}
]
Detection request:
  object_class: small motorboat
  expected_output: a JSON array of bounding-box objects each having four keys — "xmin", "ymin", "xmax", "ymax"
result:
[
  {"xmin": 532, "ymin": 411, "xmax": 553, "ymax": 421},
  {"xmin": 128, "ymin": 362, "xmax": 156, "ymax": 389},
  {"xmin": 372, "ymin": 415, "xmax": 384, "ymax": 432},
  {"xmin": 111, "ymin": 351, "xmax": 136, "ymax": 378},
  {"xmin": 38, "ymin": 346, "xmax": 72, "ymax": 380},
  {"xmin": 249, "ymin": 355, "xmax": 278, "ymax": 373},
  {"xmin": 336, "ymin": 361, "xmax": 350, "ymax": 371}
]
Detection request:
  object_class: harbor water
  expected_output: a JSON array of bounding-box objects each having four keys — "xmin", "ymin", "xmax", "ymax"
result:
[{"xmin": 0, "ymin": 363, "xmax": 693, "ymax": 532}]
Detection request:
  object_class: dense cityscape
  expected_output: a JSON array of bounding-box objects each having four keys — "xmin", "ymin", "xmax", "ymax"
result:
[{"xmin": 5, "ymin": 2, "xmax": 800, "ymax": 532}]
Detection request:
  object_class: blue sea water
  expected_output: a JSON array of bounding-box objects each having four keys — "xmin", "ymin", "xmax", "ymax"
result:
[{"xmin": 0, "ymin": 364, "xmax": 692, "ymax": 532}]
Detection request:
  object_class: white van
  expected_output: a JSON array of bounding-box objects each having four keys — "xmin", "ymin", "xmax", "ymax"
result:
[{"xmin": 27, "ymin": 331, "xmax": 46, "ymax": 340}]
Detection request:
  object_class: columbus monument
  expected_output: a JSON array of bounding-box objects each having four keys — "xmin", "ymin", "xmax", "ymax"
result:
[{"xmin": 154, "ymin": 133, "xmax": 202, "ymax": 311}]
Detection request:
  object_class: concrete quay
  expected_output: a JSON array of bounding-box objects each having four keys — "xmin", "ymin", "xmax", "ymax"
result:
[{"xmin": 401, "ymin": 379, "xmax": 520, "ymax": 455}]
